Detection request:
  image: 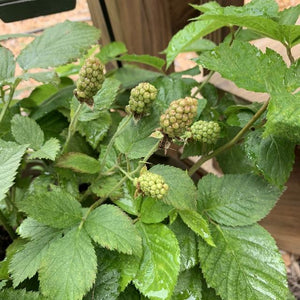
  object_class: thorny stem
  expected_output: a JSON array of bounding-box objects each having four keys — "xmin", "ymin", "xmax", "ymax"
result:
[
  {"xmin": 188, "ymin": 99, "xmax": 270, "ymax": 176},
  {"xmin": 191, "ymin": 70, "xmax": 214, "ymax": 98},
  {"xmin": 62, "ymin": 102, "xmax": 84, "ymax": 153},
  {"xmin": 0, "ymin": 210, "xmax": 17, "ymax": 239}
]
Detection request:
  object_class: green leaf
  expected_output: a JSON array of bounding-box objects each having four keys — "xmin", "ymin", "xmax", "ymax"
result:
[
  {"xmin": 285, "ymin": 60, "xmax": 300, "ymax": 92},
  {"xmin": 196, "ymin": 41, "xmax": 287, "ymax": 93},
  {"xmin": 118, "ymin": 54, "xmax": 165, "ymax": 70},
  {"xmin": 0, "ymin": 142, "xmax": 27, "ymax": 202},
  {"xmin": 57, "ymin": 152, "xmax": 100, "ymax": 174},
  {"xmin": 115, "ymin": 112, "xmax": 159, "ymax": 154},
  {"xmin": 278, "ymin": 5, "xmax": 300, "ymax": 25},
  {"xmin": 17, "ymin": 21, "xmax": 100, "ymax": 70},
  {"xmin": 127, "ymin": 137, "xmax": 160, "ymax": 160},
  {"xmin": 165, "ymin": 20, "xmax": 223, "ymax": 68},
  {"xmin": 181, "ymin": 38, "xmax": 216, "ymax": 53},
  {"xmin": 29, "ymin": 138, "xmax": 61, "ymax": 161},
  {"xmin": 11, "ymin": 115, "xmax": 44, "ymax": 150},
  {"xmin": 140, "ymin": 197, "xmax": 172, "ymax": 224},
  {"xmin": 265, "ymin": 91, "xmax": 300, "ymax": 142},
  {"xmin": 198, "ymin": 224, "xmax": 288, "ymax": 300},
  {"xmin": 78, "ymin": 111, "xmax": 112, "ymax": 149},
  {"xmin": 78, "ymin": 78, "xmax": 121, "ymax": 121},
  {"xmin": 97, "ymin": 41, "xmax": 128, "ymax": 64},
  {"xmin": 90, "ymin": 174, "xmax": 123, "ymax": 200},
  {"xmin": 0, "ymin": 47, "xmax": 15, "ymax": 85},
  {"xmin": 134, "ymin": 222, "xmax": 180, "ymax": 299},
  {"xmin": 39, "ymin": 228, "xmax": 97, "ymax": 300},
  {"xmin": 10, "ymin": 222, "xmax": 61, "ymax": 287},
  {"xmin": 150, "ymin": 165, "xmax": 197, "ymax": 211},
  {"xmin": 200, "ymin": 275, "xmax": 221, "ymax": 300},
  {"xmin": 169, "ymin": 218, "xmax": 198, "ymax": 272},
  {"xmin": 172, "ymin": 267, "xmax": 202, "ymax": 300},
  {"xmin": 179, "ymin": 210, "xmax": 215, "ymax": 247},
  {"xmin": 245, "ymin": 130, "xmax": 295, "ymax": 187},
  {"xmin": 19, "ymin": 71, "xmax": 60, "ymax": 85},
  {"xmin": 115, "ymin": 181, "xmax": 142, "ymax": 216},
  {"xmin": 30, "ymin": 85, "xmax": 74, "ymax": 120},
  {"xmin": 0, "ymin": 33, "xmax": 35, "ymax": 41},
  {"xmin": 110, "ymin": 64, "xmax": 162, "ymax": 89},
  {"xmin": 0, "ymin": 288, "xmax": 41, "ymax": 300},
  {"xmin": 84, "ymin": 204, "xmax": 142, "ymax": 255},
  {"xmin": 19, "ymin": 188, "xmax": 82, "ymax": 229},
  {"xmin": 197, "ymin": 174, "xmax": 281, "ymax": 226}
]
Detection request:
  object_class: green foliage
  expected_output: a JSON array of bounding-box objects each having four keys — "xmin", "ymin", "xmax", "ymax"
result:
[
  {"xmin": 17, "ymin": 21, "xmax": 100, "ymax": 70},
  {"xmin": 198, "ymin": 224, "xmax": 289, "ymax": 300},
  {"xmin": 0, "ymin": 4, "xmax": 298, "ymax": 298}
]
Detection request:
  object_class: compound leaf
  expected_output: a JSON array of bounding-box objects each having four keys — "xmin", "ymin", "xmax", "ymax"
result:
[
  {"xmin": 0, "ymin": 47, "xmax": 15, "ymax": 85},
  {"xmin": 29, "ymin": 138, "xmax": 61, "ymax": 161}
]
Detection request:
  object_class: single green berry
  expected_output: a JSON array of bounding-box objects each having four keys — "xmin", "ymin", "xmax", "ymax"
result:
[
  {"xmin": 126, "ymin": 82, "xmax": 157, "ymax": 115},
  {"xmin": 135, "ymin": 171, "xmax": 169, "ymax": 200},
  {"xmin": 191, "ymin": 120, "xmax": 220, "ymax": 144},
  {"xmin": 160, "ymin": 97, "xmax": 198, "ymax": 137},
  {"xmin": 74, "ymin": 57, "xmax": 105, "ymax": 104}
]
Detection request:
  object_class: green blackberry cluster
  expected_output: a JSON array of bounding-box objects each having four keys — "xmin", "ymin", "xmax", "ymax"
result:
[
  {"xmin": 160, "ymin": 97, "xmax": 198, "ymax": 137},
  {"xmin": 126, "ymin": 82, "xmax": 157, "ymax": 114},
  {"xmin": 191, "ymin": 120, "xmax": 220, "ymax": 144},
  {"xmin": 74, "ymin": 57, "xmax": 105, "ymax": 104},
  {"xmin": 135, "ymin": 171, "xmax": 169, "ymax": 200}
]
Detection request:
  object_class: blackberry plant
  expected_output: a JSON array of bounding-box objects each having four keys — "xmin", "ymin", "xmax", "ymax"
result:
[{"xmin": 0, "ymin": 1, "xmax": 299, "ymax": 299}]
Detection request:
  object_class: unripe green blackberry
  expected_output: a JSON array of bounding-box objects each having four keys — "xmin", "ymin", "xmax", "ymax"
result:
[
  {"xmin": 160, "ymin": 97, "xmax": 198, "ymax": 137},
  {"xmin": 126, "ymin": 82, "xmax": 157, "ymax": 115},
  {"xmin": 74, "ymin": 57, "xmax": 105, "ymax": 104},
  {"xmin": 191, "ymin": 120, "xmax": 220, "ymax": 144},
  {"xmin": 135, "ymin": 171, "xmax": 169, "ymax": 200}
]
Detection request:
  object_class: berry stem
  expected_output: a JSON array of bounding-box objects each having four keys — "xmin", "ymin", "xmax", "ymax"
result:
[
  {"xmin": 191, "ymin": 70, "xmax": 214, "ymax": 98},
  {"xmin": 188, "ymin": 99, "xmax": 269, "ymax": 176},
  {"xmin": 62, "ymin": 102, "xmax": 84, "ymax": 153}
]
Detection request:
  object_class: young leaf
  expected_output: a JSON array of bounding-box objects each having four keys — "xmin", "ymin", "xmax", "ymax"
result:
[
  {"xmin": 78, "ymin": 111, "xmax": 112, "ymax": 149},
  {"xmin": 265, "ymin": 91, "xmax": 300, "ymax": 142},
  {"xmin": 10, "ymin": 222, "xmax": 61, "ymax": 287},
  {"xmin": 39, "ymin": 228, "xmax": 97, "ymax": 300},
  {"xmin": 78, "ymin": 78, "xmax": 121, "ymax": 122},
  {"xmin": 17, "ymin": 21, "xmax": 100, "ymax": 70},
  {"xmin": 197, "ymin": 174, "xmax": 281, "ymax": 226},
  {"xmin": 0, "ymin": 142, "xmax": 27, "ymax": 202},
  {"xmin": 0, "ymin": 288, "xmax": 41, "ymax": 300},
  {"xmin": 150, "ymin": 165, "xmax": 197, "ymax": 211},
  {"xmin": 97, "ymin": 41, "xmax": 128, "ymax": 64},
  {"xmin": 169, "ymin": 218, "xmax": 198, "ymax": 272},
  {"xmin": 196, "ymin": 41, "xmax": 287, "ymax": 93},
  {"xmin": 0, "ymin": 47, "xmax": 15, "ymax": 85},
  {"xmin": 11, "ymin": 115, "xmax": 44, "ymax": 150},
  {"xmin": 140, "ymin": 197, "xmax": 173, "ymax": 224},
  {"xmin": 179, "ymin": 210, "xmax": 215, "ymax": 247},
  {"xmin": 172, "ymin": 267, "xmax": 202, "ymax": 300},
  {"xmin": 165, "ymin": 20, "xmax": 223, "ymax": 68},
  {"xmin": 57, "ymin": 152, "xmax": 100, "ymax": 174},
  {"xmin": 19, "ymin": 188, "xmax": 82, "ymax": 229},
  {"xmin": 118, "ymin": 54, "xmax": 165, "ymax": 70},
  {"xmin": 245, "ymin": 129, "xmax": 295, "ymax": 187},
  {"xmin": 84, "ymin": 204, "xmax": 142, "ymax": 255},
  {"xmin": 133, "ymin": 222, "xmax": 180, "ymax": 299},
  {"xmin": 29, "ymin": 138, "xmax": 61, "ymax": 161},
  {"xmin": 198, "ymin": 224, "xmax": 289, "ymax": 300}
]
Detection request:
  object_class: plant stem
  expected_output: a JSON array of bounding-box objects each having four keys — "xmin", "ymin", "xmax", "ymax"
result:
[
  {"xmin": 62, "ymin": 102, "xmax": 84, "ymax": 153},
  {"xmin": 191, "ymin": 70, "xmax": 214, "ymax": 98},
  {"xmin": 0, "ymin": 210, "xmax": 17, "ymax": 239},
  {"xmin": 98, "ymin": 115, "xmax": 132, "ymax": 173},
  {"xmin": 285, "ymin": 45, "xmax": 295, "ymax": 65},
  {"xmin": 0, "ymin": 85, "xmax": 15, "ymax": 123},
  {"xmin": 188, "ymin": 99, "xmax": 269, "ymax": 176}
]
